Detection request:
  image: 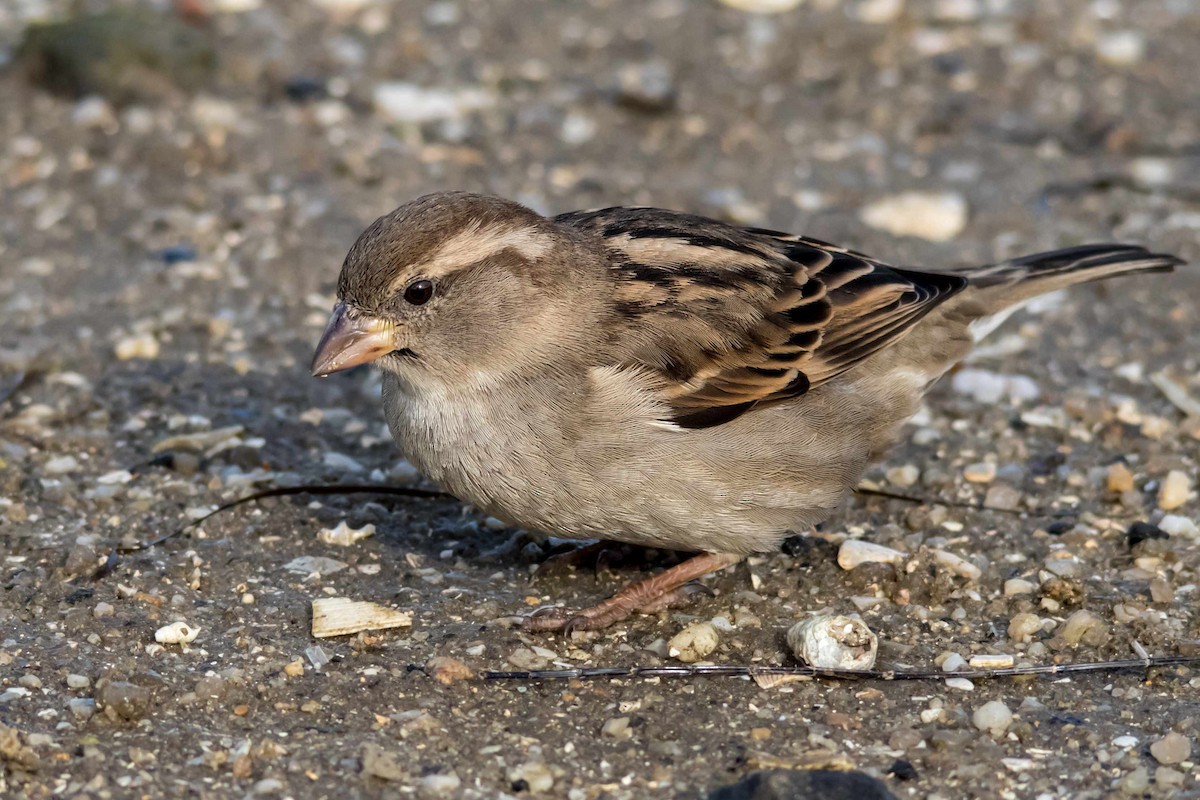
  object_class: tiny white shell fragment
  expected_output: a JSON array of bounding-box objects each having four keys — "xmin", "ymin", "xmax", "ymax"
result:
[
  {"xmin": 311, "ymin": 597, "xmax": 412, "ymax": 638},
  {"xmin": 317, "ymin": 521, "xmax": 376, "ymax": 546},
  {"xmin": 837, "ymin": 540, "xmax": 905, "ymax": 570},
  {"xmin": 155, "ymin": 621, "xmax": 200, "ymax": 645},
  {"xmin": 668, "ymin": 621, "xmax": 719, "ymax": 663},
  {"xmin": 968, "ymin": 654, "xmax": 1015, "ymax": 669},
  {"xmin": 786, "ymin": 615, "xmax": 877, "ymax": 670}
]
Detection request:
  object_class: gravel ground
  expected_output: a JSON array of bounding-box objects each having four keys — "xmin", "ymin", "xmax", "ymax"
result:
[{"xmin": 2, "ymin": 1, "xmax": 1199, "ymax": 798}]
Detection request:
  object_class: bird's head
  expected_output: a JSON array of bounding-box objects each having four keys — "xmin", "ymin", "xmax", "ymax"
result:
[{"xmin": 311, "ymin": 192, "xmax": 600, "ymax": 388}]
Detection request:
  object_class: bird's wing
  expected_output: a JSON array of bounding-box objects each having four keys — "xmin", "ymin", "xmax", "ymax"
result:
[{"xmin": 557, "ymin": 207, "xmax": 967, "ymax": 428}]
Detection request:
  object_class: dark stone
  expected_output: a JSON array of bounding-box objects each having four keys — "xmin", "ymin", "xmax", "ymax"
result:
[
  {"xmin": 707, "ymin": 769, "xmax": 898, "ymax": 800},
  {"xmin": 1126, "ymin": 521, "xmax": 1169, "ymax": 548},
  {"xmin": 283, "ymin": 76, "xmax": 328, "ymax": 103},
  {"xmin": 16, "ymin": 11, "xmax": 216, "ymax": 104},
  {"xmin": 160, "ymin": 244, "xmax": 198, "ymax": 265},
  {"xmin": 887, "ymin": 759, "xmax": 919, "ymax": 781}
]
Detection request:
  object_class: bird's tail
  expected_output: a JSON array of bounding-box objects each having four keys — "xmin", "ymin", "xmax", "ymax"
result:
[{"xmin": 959, "ymin": 243, "xmax": 1183, "ymax": 310}]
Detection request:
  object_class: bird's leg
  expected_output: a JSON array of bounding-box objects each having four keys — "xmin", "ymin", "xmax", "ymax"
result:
[{"xmin": 523, "ymin": 552, "xmax": 743, "ymax": 632}]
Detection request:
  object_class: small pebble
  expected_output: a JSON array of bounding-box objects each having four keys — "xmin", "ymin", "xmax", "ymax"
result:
[
  {"xmin": 425, "ymin": 656, "xmax": 474, "ymax": 686},
  {"xmin": 1107, "ymin": 463, "xmax": 1135, "ymax": 494},
  {"xmin": 615, "ymin": 60, "xmax": 676, "ymax": 112},
  {"xmin": 1096, "ymin": 30, "xmax": 1146, "ymax": 67},
  {"xmin": 972, "ymin": 700, "xmax": 1013, "ymax": 737},
  {"xmin": 931, "ymin": 549, "xmax": 982, "ymax": 581},
  {"xmin": 1157, "ymin": 515, "xmax": 1198, "ymax": 539},
  {"xmin": 96, "ymin": 681, "xmax": 151, "ymax": 721},
  {"xmin": 944, "ymin": 677, "xmax": 975, "ymax": 691},
  {"xmin": 114, "ymin": 333, "xmax": 160, "ymax": 361},
  {"xmin": 419, "ymin": 773, "xmax": 461, "ymax": 796},
  {"xmin": 983, "ymin": 485, "xmax": 1021, "ymax": 511},
  {"xmin": 507, "ymin": 760, "xmax": 554, "ymax": 793},
  {"xmin": 939, "ymin": 652, "xmax": 966, "ymax": 672},
  {"xmin": 886, "ymin": 464, "xmax": 920, "ymax": 487},
  {"xmin": 602, "ymin": 716, "xmax": 632, "ymax": 739},
  {"xmin": 837, "ymin": 540, "xmax": 905, "ymax": 570},
  {"xmin": 1113, "ymin": 735, "xmax": 1139, "ymax": 748},
  {"xmin": 44, "ymin": 455, "xmax": 80, "ymax": 474},
  {"xmin": 1118, "ymin": 766, "xmax": 1150, "ymax": 795},
  {"xmin": 1004, "ymin": 578, "xmax": 1036, "ymax": 596},
  {"xmin": 968, "ymin": 654, "xmax": 1015, "ymax": 669},
  {"xmin": 1060, "ymin": 609, "xmax": 1107, "ymax": 646},
  {"xmin": 1150, "ymin": 732, "xmax": 1191, "ymax": 765},
  {"xmin": 1158, "ymin": 470, "xmax": 1191, "ymax": 511},
  {"xmin": 1007, "ymin": 612, "xmax": 1042, "ymax": 642},
  {"xmin": 66, "ymin": 674, "xmax": 90, "ymax": 690},
  {"xmin": 67, "ymin": 698, "xmax": 96, "ymax": 721},
  {"xmin": 94, "ymin": 602, "xmax": 115, "ymax": 618},
  {"xmin": 668, "ymin": 621, "xmax": 720, "ymax": 663},
  {"xmin": 860, "ymin": 191, "xmax": 968, "ymax": 242},
  {"xmin": 963, "ymin": 462, "xmax": 996, "ymax": 483}
]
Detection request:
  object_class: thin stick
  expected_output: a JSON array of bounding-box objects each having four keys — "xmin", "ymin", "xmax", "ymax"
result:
[
  {"xmin": 482, "ymin": 655, "xmax": 1200, "ymax": 682},
  {"xmin": 120, "ymin": 484, "xmax": 454, "ymax": 552}
]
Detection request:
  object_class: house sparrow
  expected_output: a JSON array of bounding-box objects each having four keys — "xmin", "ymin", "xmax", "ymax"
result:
[{"xmin": 311, "ymin": 191, "xmax": 1182, "ymax": 631}]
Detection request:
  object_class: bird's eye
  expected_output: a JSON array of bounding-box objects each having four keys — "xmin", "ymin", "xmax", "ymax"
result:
[{"xmin": 403, "ymin": 279, "xmax": 434, "ymax": 305}]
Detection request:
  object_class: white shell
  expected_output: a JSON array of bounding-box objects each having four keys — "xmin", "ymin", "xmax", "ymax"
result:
[
  {"xmin": 317, "ymin": 521, "xmax": 376, "ymax": 546},
  {"xmin": 155, "ymin": 621, "xmax": 200, "ymax": 645},
  {"xmin": 786, "ymin": 615, "xmax": 877, "ymax": 670},
  {"xmin": 311, "ymin": 597, "xmax": 412, "ymax": 638}
]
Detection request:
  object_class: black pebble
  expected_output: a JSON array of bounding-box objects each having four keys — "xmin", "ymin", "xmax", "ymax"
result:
[{"xmin": 1126, "ymin": 521, "xmax": 1169, "ymax": 548}]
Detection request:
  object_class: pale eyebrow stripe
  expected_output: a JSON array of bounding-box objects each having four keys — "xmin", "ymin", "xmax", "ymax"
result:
[{"xmin": 388, "ymin": 223, "xmax": 553, "ymax": 293}]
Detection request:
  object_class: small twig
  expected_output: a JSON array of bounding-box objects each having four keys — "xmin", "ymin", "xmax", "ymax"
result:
[
  {"xmin": 483, "ymin": 655, "xmax": 1200, "ymax": 683},
  {"xmin": 120, "ymin": 484, "xmax": 454, "ymax": 553},
  {"xmin": 853, "ymin": 485, "xmax": 1074, "ymax": 518}
]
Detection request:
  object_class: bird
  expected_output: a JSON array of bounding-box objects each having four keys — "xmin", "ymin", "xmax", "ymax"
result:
[{"xmin": 311, "ymin": 191, "xmax": 1183, "ymax": 632}]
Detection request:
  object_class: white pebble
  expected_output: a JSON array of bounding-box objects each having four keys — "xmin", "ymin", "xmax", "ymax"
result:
[
  {"xmin": 886, "ymin": 464, "xmax": 920, "ymax": 487},
  {"xmin": 972, "ymin": 700, "xmax": 1013, "ymax": 736},
  {"xmin": 44, "ymin": 456, "xmax": 80, "ymax": 474},
  {"xmin": 719, "ymin": 0, "xmax": 805, "ymax": 10},
  {"xmin": 860, "ymin": 191, "xmax": 967, "ymax": 242},
  {"xmin": 940, "ymin": 652, "xmax": 967, "ymax": 672},
  {"xmin": 1158, "ymin": 515, "xmax": 1198, "ymax": 539},
  {"xmin": 1158, "ymin": 470, "xmax": 1192, "ymax": 511},
  {"xmin": 944, "ymin": 677, "xmax": 975, "ymax": 691},
  {"xmin": 1004, "ymin": 578, "xmax": 1036, "ymax": 596},
  {"xmin": 668, "ymin": 621, "xmax": 719, "ymax": 663},
  {"xmin": 114, "ymin": 333, "xmax": 160, "ymax": 361},
  {"xmin": 1113, "ymin": 735, "xmax": 1139, "ymax": 748},
  {"xmin": 855, "ymin": 0, "xmax": 904, "ymax": 24},
  {"xmin": 1096, "ymin": 30, "xmax": 1146, "ymax": 67},
  {"xmin": 787, "ymin": 615, "xmax": 877, "ymax": 670},
  {"xmin": 837, "ymin": 540, "xmax": 906, "ymax": 570},
  {"xmin": 950, "ymin": 368, "xmax": 1038, "ymax": 405},
  {"xmin": 931, "ymin": 549, "xmax": 982, "ymax": 581},
  {"xmin": 963, "ymin": 462, "xmax": 997, "ymax": 483},
  {"xmin": 72, "ymin": 96, "xmax": 116, "ymax": 129},
  {"xmin": 968, "ymin": 654, "xmax": 1015, "ymax": 669},
  {"xmin": 373, "ymin": 82, "xmax": 494, "ymax": 123},
  {"xmin": 154, "ymin": 621, "xmax": 200, "ymax": 645}
]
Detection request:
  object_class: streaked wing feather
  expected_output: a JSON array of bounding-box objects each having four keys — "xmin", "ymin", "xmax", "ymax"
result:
[{"xmin": 557, "ymin": 207, "xmax": 967, "ymax": 428}]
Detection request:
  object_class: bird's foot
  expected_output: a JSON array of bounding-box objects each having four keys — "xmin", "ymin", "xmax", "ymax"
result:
[{"xmin": 522, "ymin": 552, "xmax": 742, "ymax": 633}]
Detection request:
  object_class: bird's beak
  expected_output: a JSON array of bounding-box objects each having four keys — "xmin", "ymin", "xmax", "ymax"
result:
[{"xmin": 310, "ymin": 303, "xmax": 395, "ymax": 377}]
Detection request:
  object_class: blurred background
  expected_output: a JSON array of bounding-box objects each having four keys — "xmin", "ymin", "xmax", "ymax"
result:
[{"xmin": 1, "ymin": 2, "xmax": 1198, "ymax": 798}]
